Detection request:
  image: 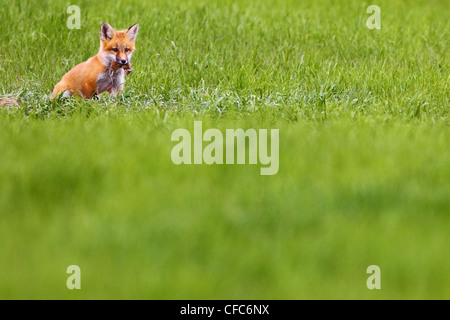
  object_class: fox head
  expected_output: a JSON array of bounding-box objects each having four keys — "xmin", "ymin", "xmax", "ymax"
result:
[{"xmin": 99, "ymin": 22, "xmax": 139, "ymax": 66}]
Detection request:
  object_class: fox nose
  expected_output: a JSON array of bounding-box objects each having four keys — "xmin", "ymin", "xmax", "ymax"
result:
[{"xmin": 116, "ymin": 58, "xmax": 127, "ymax": 65}]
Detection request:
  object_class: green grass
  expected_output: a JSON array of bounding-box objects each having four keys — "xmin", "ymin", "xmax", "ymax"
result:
[{"xmin": 0, "ymin": 0, "xmax": 449, "ymax": 299}]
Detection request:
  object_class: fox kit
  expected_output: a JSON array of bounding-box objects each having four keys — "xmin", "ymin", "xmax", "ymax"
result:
[{"xmin": 52, "ymin": 22, "xmax": 139, "ymax": 99}]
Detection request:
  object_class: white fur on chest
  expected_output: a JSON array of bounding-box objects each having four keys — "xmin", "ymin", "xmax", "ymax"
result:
[{"xmin": 96, "ymin": 68, "xmax": 125, "ymax": 95}]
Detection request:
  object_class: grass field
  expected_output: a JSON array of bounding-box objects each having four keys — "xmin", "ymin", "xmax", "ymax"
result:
[{"xmin": 0, "ymin": 0, "xmax": 449, "ymax": 299}]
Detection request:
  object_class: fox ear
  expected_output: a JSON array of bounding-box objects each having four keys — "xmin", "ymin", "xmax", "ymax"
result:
[
  {"xmin": 100, "ymin": 22, "xmax": 115, "ymax": 41},
  {"xmin": 126, "ymin": 24, "xmax": 139, "ymax": 41}
]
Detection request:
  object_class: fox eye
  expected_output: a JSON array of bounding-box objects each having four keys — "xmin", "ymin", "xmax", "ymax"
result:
[
  {"xmin": 125, "ymin": 48, "xmax": 130, "ymax": 52},
  {"xmin": 112, "ymin": 48, "xmax": 118, "ymax": 52}
]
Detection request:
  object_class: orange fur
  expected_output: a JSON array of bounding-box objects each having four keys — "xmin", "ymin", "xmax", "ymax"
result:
[{"xmin": 52, "ymin": 22, "xmax": 138, "ymax": 99}]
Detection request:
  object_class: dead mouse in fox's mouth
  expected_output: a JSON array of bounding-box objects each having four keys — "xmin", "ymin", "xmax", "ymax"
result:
[
  {"xmin": 110, "ymin": 60, "xmax": 134, "ymax": 75},
  {"xmin": 96, "ymin": 60, "xmax": 134, "ymax": 95}
]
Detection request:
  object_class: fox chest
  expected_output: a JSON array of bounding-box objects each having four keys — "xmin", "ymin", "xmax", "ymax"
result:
[{"xmin": 96, "ymin": 68, "xmax": 125, "ymax": 95}]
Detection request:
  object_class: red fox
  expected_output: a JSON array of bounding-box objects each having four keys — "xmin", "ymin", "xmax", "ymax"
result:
[{"xmin": 52, "ymin": 22, "xmax": 139, "ymax": 99}]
